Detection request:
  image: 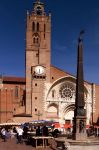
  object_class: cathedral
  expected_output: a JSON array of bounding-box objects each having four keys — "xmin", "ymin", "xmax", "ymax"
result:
[{"xmin": 0, "ymin": 0, "xmax": 99, "ymax": 127}]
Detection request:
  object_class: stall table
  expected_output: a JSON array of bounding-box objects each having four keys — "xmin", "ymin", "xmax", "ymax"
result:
[{"xmin": 31, "ymin": 136, "xmax": 53, "ymax": 148}]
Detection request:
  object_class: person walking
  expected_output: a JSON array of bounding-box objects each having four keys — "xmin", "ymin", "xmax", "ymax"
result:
[
  {"xmin": 16, "ymin": 126, "xmax": 23, "ymax": 144},
  {"xmin": 1, "ymin": 128, "xmax": 7, "ymax": 142}
]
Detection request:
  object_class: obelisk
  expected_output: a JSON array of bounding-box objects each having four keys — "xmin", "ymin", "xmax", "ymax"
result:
[{"xmin": 72, "ymin": 31, "xmax": 87, "ymax": 140}]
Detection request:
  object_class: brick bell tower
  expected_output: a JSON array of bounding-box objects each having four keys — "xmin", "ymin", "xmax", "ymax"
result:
[{"xmin": 26, "ymin": 0, "xmax": 51, "ymax": 118}]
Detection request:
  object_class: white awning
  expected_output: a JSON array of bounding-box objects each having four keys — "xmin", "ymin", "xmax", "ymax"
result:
[{"xmin": 0, "ymin": 122, "xmax": 21, "ymax": 126}]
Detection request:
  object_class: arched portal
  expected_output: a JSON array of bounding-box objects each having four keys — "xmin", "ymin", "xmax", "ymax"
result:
[
  {"xmin": 46, "ymin": 103, "xmax": 58, "ymax": 119},
  {"xmin": 63, "ymin": 104, "xmax": 75, "ymax": 125}
]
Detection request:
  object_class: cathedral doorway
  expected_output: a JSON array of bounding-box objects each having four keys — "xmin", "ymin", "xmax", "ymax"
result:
[
  {"xmin": 63, "ymin": 104, "xmax": 75, "ymax": 125},
  {"xmin": 64, "ymin": 110, "xmax": 74, "ymax": 125}
]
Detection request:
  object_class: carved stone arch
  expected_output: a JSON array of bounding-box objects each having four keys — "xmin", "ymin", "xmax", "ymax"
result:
[
  {"xmin": 63, "ymin": 104, "xmax": 75, "ymax": 122},
  {"xmin": 46, "ymin": 76, "xmax": 88, "ymax": 100},
  {"xmin": 46, "ymin": 103, "xmax": 58, "ymax": 118},
  {"xmin": 63, "ymin": 104, "xmax": 75, "ymax": 114},
  {"xmin": 47, "ymin": 103, "xmax": 58, "ymax": 109},
  {"xmin": 33, "ymin": 32, "xmax": 40, "ymax": 37}
]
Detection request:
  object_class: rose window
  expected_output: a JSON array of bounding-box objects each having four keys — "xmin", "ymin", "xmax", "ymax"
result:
[{"xmin": 59, "ymin": 83, "xmax": 75, "ymax": 99}]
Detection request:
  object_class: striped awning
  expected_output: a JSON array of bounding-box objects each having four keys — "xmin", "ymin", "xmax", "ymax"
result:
[
  {"xmin": 0, "ymin": 122, "xmax": 21, "ymax": 126},
  {"xmin": 28, "ymin": 120, "xmax": 53, "ymax": 126}
]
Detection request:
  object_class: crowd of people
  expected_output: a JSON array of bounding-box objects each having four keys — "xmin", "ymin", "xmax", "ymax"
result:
[
  {"xmin": 0, "ymin": 124, "xmax": 60, "ymax": 144},
  {"xmin": 0, "ymin": 123, "xmax": 99, "ymax": 149},
  {"xmin": 0, "ymin": 126, "xmax": 24, "ymax": 143}
]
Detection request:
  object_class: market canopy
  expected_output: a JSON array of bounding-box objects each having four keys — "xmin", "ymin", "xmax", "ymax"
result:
[
  {"xmin": 25, "ymin": 120, "xmax": 54, "ymax": 126},
  {"xmin": 53, "ymin": 122, "xmax": 72, "ymax": 129},
  {"xmin": 0, "ymin": 122, "xmax": 21, "ymax": 126}
]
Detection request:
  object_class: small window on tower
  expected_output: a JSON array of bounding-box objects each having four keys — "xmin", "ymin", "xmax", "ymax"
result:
[
  {"xmin": 32, "ymin": 22, "xmax": 35, "ymax": 31},
  {"xmin": 35, "ymin": 83, "xmax": 37, "ymax": 86},
  {"xmin": 35, "ymin": 108, "xmax": 37, "ymax": 112},
  {"xmin": 52, "ymin": 77, "xmax": 54, "ymax": 80},
  {"xmin": 37, "ymin": 22, "xmax": 39, "ymax": 31},
  {"xmin": 36, "ymin": 53, "xmax": 39, "ymax": 57},
  {"xmin": 44, "ymin": 33, "xmax": 45, "ymax": 39},
  {"xmin": 44, "ymin": 24, "xmax": 46, "ymax": 32},
  {"xmin": 33, "ymin": 33, "xmax": 40, "ymax": 45},
  {"xmin": 33, "ymin": 37, "xmax": 35, "ymax": 43},
  {"xmin": 36, "ymin": 37, "xmax": 39, "ymax": 43}
]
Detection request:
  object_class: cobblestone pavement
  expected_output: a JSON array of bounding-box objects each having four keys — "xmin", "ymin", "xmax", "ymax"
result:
[
  {"xmin": 69, "ymin": 145, "xmax": 99, "ymax": 150},
  {"xmin": 56, "ymin": 136, "xmax": 99, "ymax": 150},
  {"xmin": 0, "ymin": 138, "xmax": 52, "ymax": 150},
  {"xmin": 0, "ymin": 137, "xmax": 99, "ymax": 150}
]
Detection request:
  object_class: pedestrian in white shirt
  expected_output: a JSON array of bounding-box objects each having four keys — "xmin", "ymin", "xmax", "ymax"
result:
[
  {"xmin": 16, "ymin": 126, "xmax": 23, "ymax": 144},
  {"xmin": 1, "ymin": 128, "xmax": 7, "ymax": 142}
]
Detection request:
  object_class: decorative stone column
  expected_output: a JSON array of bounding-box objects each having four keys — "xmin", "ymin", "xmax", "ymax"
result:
[{"xmin": 72, "ymin": 31, "xmax": 87, "ymax": 140}]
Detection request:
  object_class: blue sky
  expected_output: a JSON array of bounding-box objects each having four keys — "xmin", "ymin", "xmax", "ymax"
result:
[{"xmin": 0, "ymin": 0, "xmax": 99, "ymax": 84}]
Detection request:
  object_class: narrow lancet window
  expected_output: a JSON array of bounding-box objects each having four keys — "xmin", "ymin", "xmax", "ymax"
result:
[
  {"xmin": 37, "ymin": 22, "xmax": 39, "ymax": 31},
  {"xmin": 32, "ymin": 22, "xmax": 35, "ymax": 31},
  {"xmin": 44, "ymin": 24, "xmax": 46, "ymax": 32}
]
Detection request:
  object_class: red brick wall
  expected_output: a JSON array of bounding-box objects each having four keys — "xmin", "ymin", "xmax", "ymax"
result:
[{"xmin": 0, "ymin": 81, "xmax": 25, "ymax": 123}]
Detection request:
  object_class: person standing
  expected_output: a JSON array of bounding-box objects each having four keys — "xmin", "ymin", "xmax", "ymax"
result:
[
  {"xmin": 42, "ymin": 126, "xmax": 48, "ymax": 136},
  {"xmin": 1, "ymin": 128, "xmax": 7, "ymax": 142},
  {"xmin": 36, "ymin": 126, "xmax": 41, "ymax": 136},
  {"xmin": 16, "ymin": 126, "xmax": 23, "ymax": 144}
]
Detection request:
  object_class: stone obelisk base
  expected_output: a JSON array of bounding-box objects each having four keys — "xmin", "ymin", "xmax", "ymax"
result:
[{"xmin": 72, "ymin": 116, "xmax": 87, "ymax": 140}]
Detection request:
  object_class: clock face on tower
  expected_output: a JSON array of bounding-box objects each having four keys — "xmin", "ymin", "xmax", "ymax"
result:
[{"xmin": 35, "ymin": 66, "xmax": 45, "ymax": 75}]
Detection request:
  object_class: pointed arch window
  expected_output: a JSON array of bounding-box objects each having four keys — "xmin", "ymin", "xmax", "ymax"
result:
[
  {"xmin": 33, "ymin": 37, "xmax": 39, "ymax": 44},
  {"xmin": 37, "ymin": 22, "xmax": 39, "ymax": 31},
  {"xmin": 44, "ymin": 33, "xmax": 45, "ymax": 39},
  {"xmin": 37, "ymin": 37, "xmax": 39, "ymax": 43},
  {"xmin": 44, "ymin": 24, "xmax": 46, "ymax": 32},
  {"xmin": 33, "ymin": 33, "xmax": 40, "ymax": 45},
  {"xmin": 33, "ymin": 37, "xmax": 35, "ymax": 43},
  {"xmin": 52, "ymin": 90, "xmax": 55, "ymax": 98},
  {"xmin": 32, "ymin": 22, "xmax": 35, "ymax": 31}
]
